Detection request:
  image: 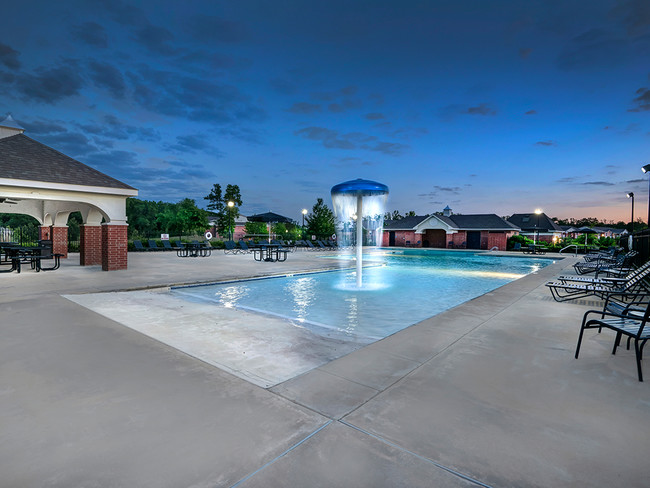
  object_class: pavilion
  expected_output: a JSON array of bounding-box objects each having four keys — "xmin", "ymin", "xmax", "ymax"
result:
[{"xmin": 0, "ymin": 115, "xmax": 138, "ymax": 270}]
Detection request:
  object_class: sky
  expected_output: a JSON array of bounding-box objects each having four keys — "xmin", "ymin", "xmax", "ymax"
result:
[{"xmin": 1, "ymin": 0, "xmax": 649, "ymax": 224}]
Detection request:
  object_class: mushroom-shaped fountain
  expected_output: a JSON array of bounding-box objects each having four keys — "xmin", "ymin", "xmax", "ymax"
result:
[{"xmin": 331, "ymin": 179, "xmax": 389, "ymax": 288}]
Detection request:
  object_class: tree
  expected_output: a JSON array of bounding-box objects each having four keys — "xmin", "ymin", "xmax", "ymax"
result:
[
  {"xmin": 305, "ymin": 198, "xmax": 335, "ymax": 240},
  {"xmin": 244, "ymin": 221, "xmax": 268, "ymax": 241},
  {"xmin": 204, "ymin": 183, "xmax": 242, "ymax": 237}
]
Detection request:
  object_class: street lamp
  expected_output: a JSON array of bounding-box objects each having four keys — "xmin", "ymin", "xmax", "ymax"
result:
[
  {"xmin": 627, "ymin": 192, "xmax": 635, "ymax": 234},
  {"xmin": 301, "ymin": 208, "xmax": 308, "ymax": 238},
  {"xmin": 227, "ymin": 201, "xmax": 234, "ymax": 241},
  {"xmin": 642, "ymin": 164, "xmax": 650, "ymax": 226},
  {"xmin": 534, "ymin": 208, "xmax": 542, "ymax": 245}
]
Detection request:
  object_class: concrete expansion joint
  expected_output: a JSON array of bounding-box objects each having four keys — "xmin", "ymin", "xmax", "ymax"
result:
[
  {"xmin": 338, "ymin": 420, "xmax": 494, "ymax": 488},
  {"xmin": 228, "ymin": 420, "xmax": 333, "ymax": 488}
]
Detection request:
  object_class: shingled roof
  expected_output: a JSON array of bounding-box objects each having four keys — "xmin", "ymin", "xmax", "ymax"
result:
[
  {"xmin": 383, "ymin": 215, "xmax": 428, "ymax": 230},
  {"xmin": 507, "ymin": 213, "xmax": 563, "ymax": 232},
  {"xmin": 0, "ymin": 133, "xmax": 135, "ymax": 190},
  {"xmin": 384, "ymin": 213, "xmax": 519, "ymax": 231},
  {"xmin": 447, "ymin": 214, "xmax": 520, "ymax": 230}
]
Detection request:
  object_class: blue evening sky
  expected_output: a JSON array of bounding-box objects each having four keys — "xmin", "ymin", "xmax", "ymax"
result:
[{"xmin": 1, "ymin": 0, "xmax": 648, "ymax": 223}]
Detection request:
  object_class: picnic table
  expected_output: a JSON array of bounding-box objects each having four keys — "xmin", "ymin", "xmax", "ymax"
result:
[
  {"xmin": 0, "ymin": 244, "xmax": 62, "ymax": 273},
  {"xmin": 252, "ymin": 244, "xmax": 288, "ymax": 262}
]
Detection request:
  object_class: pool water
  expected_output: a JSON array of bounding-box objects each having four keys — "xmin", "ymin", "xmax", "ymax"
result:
[{"xmin": 172, "ymin": 250, "xmax": 553, "ymax": 342}]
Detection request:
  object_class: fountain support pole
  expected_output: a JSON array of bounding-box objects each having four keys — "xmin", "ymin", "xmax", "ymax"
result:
[
  {"xmin": 331, "ymin": 178, "xmax": 389, "ymax": 289},
  {"xmin": 356, "ymin": 194, "xmax": 363, "ymax": 288}
]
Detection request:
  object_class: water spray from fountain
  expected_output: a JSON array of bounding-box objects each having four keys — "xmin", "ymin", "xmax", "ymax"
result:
[{"xmin": 331, "ymin": 179, "xmax": 389, "ymax": 288}]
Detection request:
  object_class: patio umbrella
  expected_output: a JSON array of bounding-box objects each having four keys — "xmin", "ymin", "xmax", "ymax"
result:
[
  {"xmin": 577, "ymin": 226, "xmax": 597, "ymax": 246},
  {"xmin": 247, "ymin": 212, "xmax": 294, "ymax": 243},
  {"xmin": 247, "ymin": 212, "xmax": 293, "ymax": 223}
]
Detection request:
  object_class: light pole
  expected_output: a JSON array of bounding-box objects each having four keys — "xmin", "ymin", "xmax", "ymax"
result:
[
  {"xmin": 534, "ymin": 208, "xmax": 542, "ymax": 245},
  {"xmin": 301, "ymin": 208, "xmax": 308, "ymax": 239},
  {"xmin": 227, "ymin": 201, "xmax": 234, "ymax": 241},
  {"xmin": 642, "ymin": 164, "xmax": 650, "ymax": 227},
  {"xmin": 627, "ymin": 192, "xmax": 635, "ymax": 234}
]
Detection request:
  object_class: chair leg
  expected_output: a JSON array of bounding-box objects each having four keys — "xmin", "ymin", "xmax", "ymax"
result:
[
  {"xmin": 634, "ymin": 340, "xmax": 644, "ymax": 382},
  {"xmin": 575, "ymin": 318, "xmax": 589, "ymax": 359},
  {"xmin": 612, "ymin": 331, "xmax": 622, "ymax": 355}
]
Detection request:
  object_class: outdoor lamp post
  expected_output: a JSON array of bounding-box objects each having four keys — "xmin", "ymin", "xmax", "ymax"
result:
[
  {"xmin": 301, "ymin": 208, "xmax": 308, "ymax": 238},
  {"xmin": 227, "ymin": 201, "xmax": 234, "ymax": 240},
  {"xmin": 642, "ymin": 164, "xmax": 650, "ymax": 226},
  {"xmin": 627, "ymin": 192, "xmax": 635, "ymax": 234},
  {"xmin": 534, "ymin": 208, "xmax": 542, "ymax": 245}
]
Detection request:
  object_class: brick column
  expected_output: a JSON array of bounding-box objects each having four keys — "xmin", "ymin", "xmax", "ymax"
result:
[
  {"xmin": 101, "ymin": 224, "xmax": 128, "ymax": 271},
  {"xmin": 39, "ymin": 226, "xmax": 51, "ymax": 240},
  {"xmin": 80, "ymin": 225, "xmax": 102, "ymax": 266},
  {"xmin": 51, "ymin": 226, "xmax": 68, "ymax": 258}
]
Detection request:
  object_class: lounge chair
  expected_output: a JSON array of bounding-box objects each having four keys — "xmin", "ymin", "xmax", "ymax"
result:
[
  {"xmin": 133, "ymin": 240, "xmax": 147, "ymax": 252},
  {"xmin": 545, "ymin": 264, "xmax": 650, "ymax": 302},
  {"xmin": 574, "ymin": 251, "xmax": 637, "ymax": 276},
  {"xmin": 224, "ymin": 240, "xmax": 240, "ymax": 254},
  {"xmin": 147, "ymin": 239, "xmax": 163, "ymax": 251},
  {"xmin": 555, "ymin": 261, "xmax": 650, "ymax": 286},
  {"xmin": 575, "ymin": 298, "xmax": 650, "ymax": 381},
  {"xmin": 238, "ymin": 240, "xmax": 253, "ymax": 253},
  {"xmin": 161, "ymin": 240, "xmax": 174, "ymax": 251}
]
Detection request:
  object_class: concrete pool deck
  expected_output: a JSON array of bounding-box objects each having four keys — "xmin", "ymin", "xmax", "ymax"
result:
[{"xmin": 1, "ymin": 250, "xmax": 648, "ymax": 487}]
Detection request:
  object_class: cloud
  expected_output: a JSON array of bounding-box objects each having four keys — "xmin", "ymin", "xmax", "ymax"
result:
[
  {"xmin": 535, "ymin": 140, "xmax": 556, "ymax": 146},
  {"xmin": 77, "ymin": 114, "xmax": 160, "ymax": 142},
  {"xmin": 439, "ymin": 102, "xmax": 497, "ymax": 120},
  {"xmin": 127, "ymin": 66, "xmax": 266, "ymax": 124},
  {"xmin": 525, "ymin": 109, "xmax": 537, "ymax": 115},
  {"xmin": 16, "ymin": 63, "xmax": 84, "ymax": 103},
  {"xmin": 582, "ymin": 181, "xmax": 615, "ymax": 186},
  {"xmin": 610, "ymin": 0, "xmax": 650, "ymax": 37},
  {"xmin": 100, "ymin": 0, "xmax": 148, "ymax": 27},
  {"xmin": 0, "ymin": 43, "xmax": 20, "ymax": 70},
  {"xmin": 164, "ymin": 134, "xmax": 221, "ymax": 155},
  {"xmin": 556, "ymin": 29, "xmax": 628, "ymax": 71},
  {"xmin": 294, "ymin": 126, "xmax": 408, "ymax": 155},
  {"xmin": 269, "ymin": 78, "xmax": 298, "ymax": 95},
  {"xmin": 466, "ymin": 103, "xmax": 497, "ymax": 116},
  {"xmin": 187, "ymin": 15, "xmax": 247, "ymax": 43},
  {"xmin": 519, "ymin": 48, "xmax": 532, "ymax": 59},
  {"xmin": 88, "ymin": 61, "xmax": 126, "ymax": 98},
  {"xmin": 71, "ymin": 22, "xmax": 108, "ymax": 48},
  {"xmin": 556, "ymin": 177, "xmax": 578, "ymax": 183},
  {"xmin": 365, "ymin": 113, "xmax": 385, "ymax": 120},
  {"xmin": 134, "ymin": 24, "xmax": 176, "ymax": 56},
  {"xmin": 286, "ymin": 102, "xmax": 321, "ymax": 114},
  {"xmin": 626, "ymin": 178, "xmax": 646, "ymax": 183},
  {"xmin": 629, "ymin": 87, "xmax": 650, "ymax": 112}
]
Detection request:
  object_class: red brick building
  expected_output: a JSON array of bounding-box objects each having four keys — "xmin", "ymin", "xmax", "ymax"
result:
[{"xmin": 383, "ymin": 207, "xmax": 520, "ymax": 250}]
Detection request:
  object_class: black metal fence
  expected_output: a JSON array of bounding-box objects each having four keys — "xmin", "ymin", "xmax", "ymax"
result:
[
  {"xmin": 0, "ymin": 225, "xmax": 39, "ymax": 246},
  {"xmin": 630, "ymin": 229, "xmax": 650, "ymax": 264}
]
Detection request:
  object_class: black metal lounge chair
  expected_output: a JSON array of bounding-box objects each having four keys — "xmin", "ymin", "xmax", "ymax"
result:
[
  {"xmin": 161, "ymin": 240, "xmax": 174, "ymax": 251},
  {"xmin": 573, "ymin": 251, "xmax": 637, "ymax": 275},
  {"xmin": 545, "ymin": 264, "xmax": 650, "ymax": 302},
  {"xmin": 575, "ymin": 298, "xmax": 650, "ymax": 381},
  {"xmin": 555, "ymin": 261, "xmax": 650, "ymax": 286},
  {"xmin": 147, "ymin": 239, "xmax": 163, "ymax": 251},
  {"xmin": 224, "ymin": 240, "xmax": 240, "ymax": 254},
  {"xmin": 238, "ymin": 240, "xmax": 253, "ymax": 254},
  {"xmin": 133, "ymin": 240, "xmax": 148, "ymax": 252}
]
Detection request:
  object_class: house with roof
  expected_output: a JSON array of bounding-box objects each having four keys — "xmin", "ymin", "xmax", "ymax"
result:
[
  {"xmin": 506, "ymin": 213, "xmax": 563, "ymax": 244},
  {"xmin": 382, "ymin": 206, "xmax": 520, "ymax": 250},
  {"xmin": 0, "ymin": 115, "xmax": 137, "ymax": 270}
]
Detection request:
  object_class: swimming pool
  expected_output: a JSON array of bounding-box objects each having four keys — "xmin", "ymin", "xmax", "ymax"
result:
[{"xmin": 172, "ymin": 250, "xmax": 553, "ymax": 342}]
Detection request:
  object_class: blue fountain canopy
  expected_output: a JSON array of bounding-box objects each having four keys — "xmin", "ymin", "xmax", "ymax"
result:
[{"xmin": 331, "ymin": 178, "xmax": 389, "ymax": 196}]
